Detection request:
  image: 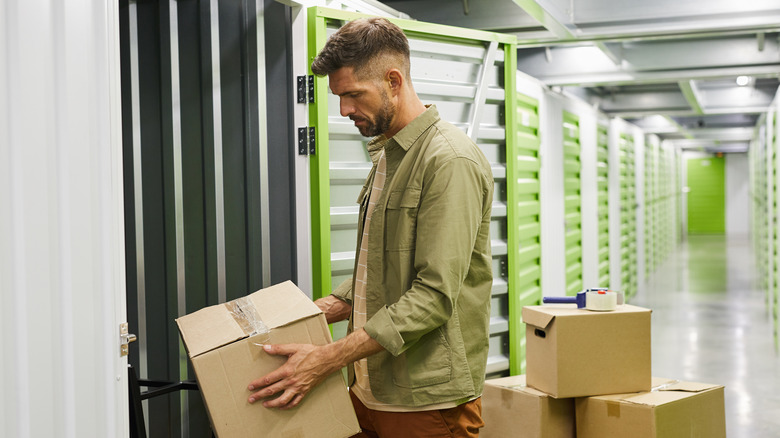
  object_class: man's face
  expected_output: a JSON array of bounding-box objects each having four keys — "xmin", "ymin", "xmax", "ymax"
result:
[{"xmin": 329, "ymin": 67, "xmax": 395, "ymax": 138}]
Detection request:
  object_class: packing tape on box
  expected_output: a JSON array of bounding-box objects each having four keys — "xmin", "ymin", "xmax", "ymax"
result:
[
  {"xmin": 226, "ymin": 297, "xmax": 270, "ymax": 343},
  {"xmin": 585, "ymin": 290, "xmax": 618, "ymax": 311},
  {"xmin": 651, "ymin": 379, "xmax": 681, "ymax": 392},
  {"xmin": 606, "ymin": 401, "xmax": 621, "ymax": 418}
]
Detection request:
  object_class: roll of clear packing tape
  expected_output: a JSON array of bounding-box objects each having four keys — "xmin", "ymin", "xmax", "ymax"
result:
[{"xmin": 585, "ymin": 291, "xmax": 618, "ymax": 311}]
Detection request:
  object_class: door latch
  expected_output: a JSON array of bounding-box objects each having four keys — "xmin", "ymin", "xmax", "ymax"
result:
[{"xmin": 120, "ymin": 322, "xmax": 137, "ymax": 357}]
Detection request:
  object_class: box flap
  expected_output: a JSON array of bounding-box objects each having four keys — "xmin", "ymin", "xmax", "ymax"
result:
[
  {"xmin": 521, "ymin": 306, "xmax": 557, "ymax": 329},
  {"xmin": 176, "ymin": 304, "xmax": 247, "ymax": 359},
  {"xmin": 177, "ymin": 281, "xmax": 320, "ymax": 358},
  {"xmin": 610, "ymin": 378, "xmax": 723, "ymax": 407},
  {"xmin": 653, "ymin": 378, "xmax": 722, "ymax": 393},
  {"xmin": 246, "ymin": 281, "xmax": 321, "ymax": 329}
]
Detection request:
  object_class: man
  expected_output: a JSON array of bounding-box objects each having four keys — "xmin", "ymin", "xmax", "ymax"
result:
[{"xmin": 247, "ymin": 17, "xmax": 494, "ymax": 437}]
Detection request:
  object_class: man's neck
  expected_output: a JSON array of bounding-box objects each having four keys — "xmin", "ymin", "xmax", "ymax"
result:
[{"xmin": 384, "ymin": 91, "xmax": 426, "ymax": 139}]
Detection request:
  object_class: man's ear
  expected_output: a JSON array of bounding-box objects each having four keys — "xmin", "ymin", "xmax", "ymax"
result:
[{"xmin": 386, "ymin": 69, "xmax": 403, "ymax": 95}]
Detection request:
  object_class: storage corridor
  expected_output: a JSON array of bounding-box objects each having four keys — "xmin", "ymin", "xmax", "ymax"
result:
[{"xmin": 632, "ymin": 235, "xmax": 780, "ymax": 438}]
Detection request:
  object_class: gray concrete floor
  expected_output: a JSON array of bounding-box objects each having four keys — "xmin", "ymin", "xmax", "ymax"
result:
[{"xmin": 631, "ymin": 234, "xmax": 780, "ymax": 438}]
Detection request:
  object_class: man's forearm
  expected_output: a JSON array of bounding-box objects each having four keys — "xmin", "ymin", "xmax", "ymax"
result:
[
  {"xmin": 326, "ymin": 328, "xmax": 385, "ymax": 368},
  {"xmin": 315, "ymin": 294, "xmax": 352, "ymax": 324}
]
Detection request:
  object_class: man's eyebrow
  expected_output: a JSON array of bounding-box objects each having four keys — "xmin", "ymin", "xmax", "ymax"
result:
[{"xmin": 333, "ymin": 90, "xmax": 360, "ymax": 97}]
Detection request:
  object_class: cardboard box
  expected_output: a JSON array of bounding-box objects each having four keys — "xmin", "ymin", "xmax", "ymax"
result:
[
  {"xmin": 176, "ymin": 281, "xmax": 360, "ymax": 438},
  {"xmin": 481, "ymin": 375, "xmax": 575, "ymax": 438},
  {"xmin": 575, "ymin": 377, "xmax": 726, "ymax": 438},
  {"xmin": 522, "ymin": 304, "xmax": 652, "ymax": 398}
]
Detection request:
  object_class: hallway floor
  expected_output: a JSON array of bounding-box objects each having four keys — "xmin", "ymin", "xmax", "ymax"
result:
[{"xmin": 631, "ymin": 235, "xmax": 780, "ymax": 438}]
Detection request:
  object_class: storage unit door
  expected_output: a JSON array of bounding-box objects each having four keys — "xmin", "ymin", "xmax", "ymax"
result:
[
  {"xmin": 307, "ymin": 9, "xmax": 518, "ymax": 376},
  {"xmin": 687, "ymin": 157, "xmax": 726, "ymax": 234},
  {"xmin": 562, "ymin": 112, "xmax": 583, "ymax": 296},
  {"xmin": 596, "ymin": 122, "xmax": 610, "ymax": 287},
  {"xmin": 773, "ymin": 110, "xmax": 779, "ymax": 344},
  {"xmin": 620, "ymin": 133, "xmax": 638, "ymax": 298},
  {"xmin": 644, "ymin": 139, "xmax": 655, "ymax": 275},
  {"xmin": 510, "ymin": 92, "xmax": 543, "ymax": 374}
]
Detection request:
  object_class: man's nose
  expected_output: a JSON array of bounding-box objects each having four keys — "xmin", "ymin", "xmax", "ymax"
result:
[{"xmin": 339, "ymin": 99, "xmax": 354, "ymax": 117}]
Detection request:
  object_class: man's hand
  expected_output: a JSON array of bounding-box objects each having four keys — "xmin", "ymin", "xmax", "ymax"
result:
[
  {"xmin": 247, "ymin": 329, "xmax": 384, "ymax": 410},
  {"xmin": 247, "ymin": 343, "xmax": 342, "ymax": 410}
]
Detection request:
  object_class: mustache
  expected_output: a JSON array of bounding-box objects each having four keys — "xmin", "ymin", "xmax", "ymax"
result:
[{"xmin": 349, "ymin": 115, "xmax": 367, "ymax": 122}]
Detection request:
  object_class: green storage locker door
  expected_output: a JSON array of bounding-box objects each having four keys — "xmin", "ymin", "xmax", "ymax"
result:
[
  {"xmin": 620, "ymin": 133, "xmax": 638, "ymax": 298},
  {"xmin": 563, "ymin": 112, "xmax": 583, "ymax": 296},
  {"xmin": 509, "ymin": 92, "xmax": 542, "ymax": 374},
  {"xmin": 660, "ymin": 147, "xmax": 671, "ymax": 260},
  {"xmin": 644, "ymin": 141, "xmax": 652, "ymax": 275},
  {"xmin": 596, "ymin": 123, "xmax": 610, "ymax": 287},
  {"xmin": 307, "ymin": 9, "xmax": 519, "ymax": 377},
  {"xmin": 687, "ymin": 157, "xmax": 725, "ymax": 234},
  {"xmin": 773, "ymin": 111, "xmax": 779, "ymax": 345},
  {"xmin": 753, "ymin": 127, "xmax": 768, "ymax": 294}
]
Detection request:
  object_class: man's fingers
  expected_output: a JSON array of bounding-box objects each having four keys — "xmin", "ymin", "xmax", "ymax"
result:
[
  {"xmin": 247, "ymin": 369, "xmax": 284, "ymax": 392},
  {"xmin": 263, "ymin": 389, "xmax": 306, "ymax": 410},
  {"xmin": 247, "ymin": 379, "xmax": 287, "ymax": 404},
  {"xmin": 261, "ymin": 343, "xmax": 302, "ymax": 357},
  {"xmin": 279, "ymin": 394, "xmax": 304, "ymax": 410}
]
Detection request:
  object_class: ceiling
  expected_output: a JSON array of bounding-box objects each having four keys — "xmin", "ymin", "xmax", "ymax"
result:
[{"xmin": 381, "ymin": 0, "xmax": 780, "ymax": 153}]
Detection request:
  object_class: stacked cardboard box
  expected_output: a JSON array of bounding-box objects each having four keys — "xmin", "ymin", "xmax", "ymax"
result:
[{"xmin": 481, "ymin": 304, "xmax": 725, "ymax": 437}]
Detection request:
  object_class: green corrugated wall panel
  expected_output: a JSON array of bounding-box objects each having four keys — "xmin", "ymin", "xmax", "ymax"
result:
[{"xmin": 517, "ymin": 200, "xmax": 541, "ymax": 216}]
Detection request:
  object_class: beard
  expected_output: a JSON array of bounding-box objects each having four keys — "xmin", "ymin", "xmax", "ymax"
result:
[{"xmin": 351, "ymin": 90, "xmax": 394, "ymax": 138}]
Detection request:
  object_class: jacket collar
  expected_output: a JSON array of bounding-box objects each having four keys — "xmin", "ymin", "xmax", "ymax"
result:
[{"xmin": 366, "ymin": 105, "xmax": 440, "ymax": 165}]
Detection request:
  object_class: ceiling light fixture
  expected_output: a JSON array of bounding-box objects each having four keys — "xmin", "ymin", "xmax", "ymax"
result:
[{"xmin": 736, "ymin": 76, "xmax": 750, "ymax": 86}]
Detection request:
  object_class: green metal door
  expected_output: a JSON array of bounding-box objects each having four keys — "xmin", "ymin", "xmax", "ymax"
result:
[
  {"xmin": 596, "ymin": 122, "xmax": 610, "ymax": 287},
  {"xmin": 658, "ymin": 146, "xmax": 670, "ymax": 261},
  {"xmin": 563, "ymin": 112, "xmax": 583, "ymax": 296},
  {"xmin": 508, "ymin": 92, "xmax": 542, "ymax": 374},
  {"xmin": 620, "ymin": 133, "xmax": 638, "ymax": 298},
  {"xmin": 644, "ymin": 139, "xmax": 656, "ymax": 275},
  {"xmin": 687, "ymin": 157, "xmax": 725, "ymax": 234},
  {"xmin": 307, "ymin": 8, "xmax": 521, "ymax": 376},
  {"xmin": 773, "ymin": 110, "xmax": 779, "ymax": 346},
  {"xmin": 751, "ymin": 120, "xmax": 769, "ymax": 300}
]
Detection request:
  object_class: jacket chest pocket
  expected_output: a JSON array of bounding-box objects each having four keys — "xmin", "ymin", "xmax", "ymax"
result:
[{"xmin": 385, "ymin": 188, "xmax": 420, "ymax": 251}]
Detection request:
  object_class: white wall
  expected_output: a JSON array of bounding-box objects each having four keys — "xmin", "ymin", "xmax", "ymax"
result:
[
  {"xmin": 539, "ymin": 91, "xmax": 566, "ymax": 297},
  {"xmin": 1, "ymin": 1, "xmax": 128, "ymax": 437},
  {"xmin": 726, "ymin": 153, "xmax": 750, "ymax": 236}
]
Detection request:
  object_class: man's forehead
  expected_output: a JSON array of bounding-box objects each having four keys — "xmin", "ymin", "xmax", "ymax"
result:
[{"xmin": 328, "ymin": 67, "xmax": 373, "ymax": 94}]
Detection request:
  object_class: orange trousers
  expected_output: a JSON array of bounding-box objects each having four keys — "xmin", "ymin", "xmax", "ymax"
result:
[{"xmin": 349, "ymin": 389, "xmax": 484, "ymax": 438}]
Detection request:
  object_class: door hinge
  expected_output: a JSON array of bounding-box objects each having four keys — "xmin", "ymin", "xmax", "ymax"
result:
[
  {"xmin": 296, "ymin": 76, "xmax": 306, "ymax": 103},
  {"xmin": 298, "ymin": 126, "xmax": 316, "ymax": 156},
  {"xmin": 296, "ymin": 75, "xmax": 315, "ymax": 104},
  {"xmin": 120, "ymin": 322, "xmax": 137, "ymax": 357}
]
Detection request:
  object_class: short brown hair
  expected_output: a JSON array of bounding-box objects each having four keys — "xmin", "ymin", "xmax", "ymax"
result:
[{"xmin": 310, "ymin": 17, "xmax": 410, "ymax": 81}]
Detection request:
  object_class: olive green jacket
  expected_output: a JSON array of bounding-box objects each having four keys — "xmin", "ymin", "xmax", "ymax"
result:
[{"xmin": 332, "ymin": 105, "xmax": 494, "ymax": 407}]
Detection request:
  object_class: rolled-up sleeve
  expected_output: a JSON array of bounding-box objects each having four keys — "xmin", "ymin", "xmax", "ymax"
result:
[{"xmin": 331, "ymin": 277, "xmax": 353, "ymax": 306}]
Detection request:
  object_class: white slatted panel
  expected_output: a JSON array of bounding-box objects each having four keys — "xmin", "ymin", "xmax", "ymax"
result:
[{"xmin": 1, "ymin": 1, "xmax": 128, "ymax": 437}]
